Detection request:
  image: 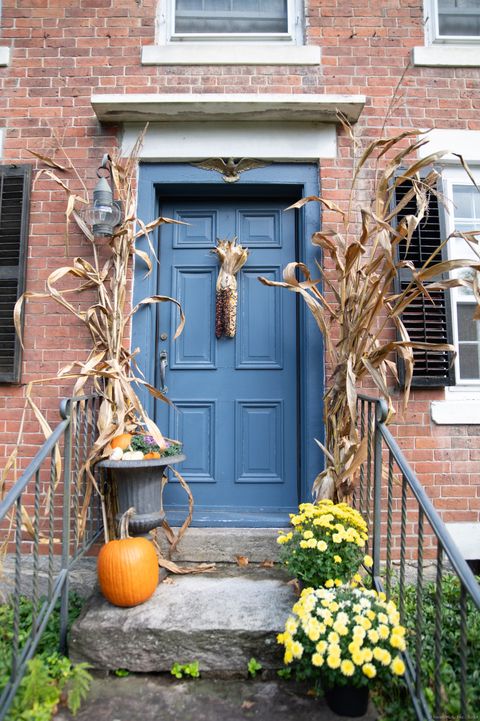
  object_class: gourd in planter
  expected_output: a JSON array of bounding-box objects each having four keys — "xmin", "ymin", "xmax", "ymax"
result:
[{"xmin": 97, "ymin": 507, "xmax": 159, "ymax": 607}]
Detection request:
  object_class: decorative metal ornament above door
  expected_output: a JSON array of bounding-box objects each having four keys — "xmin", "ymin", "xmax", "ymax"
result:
[{"xmin": 191, "ymin": 158, "xmax": 271, "ymax": 183}]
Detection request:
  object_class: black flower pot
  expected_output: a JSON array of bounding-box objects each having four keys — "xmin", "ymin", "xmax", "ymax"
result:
[
  {"xmin": 325, "ymin": 684, "xmax": 369, "ymax": 718},
  {"xmin": 98, "ymin": 454, "xmax": 186, "ymax": 535}
]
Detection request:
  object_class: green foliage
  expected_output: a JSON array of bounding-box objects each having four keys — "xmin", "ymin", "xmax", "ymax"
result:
[
  {"xmin": 375, "ymin": 574, "xmax": 480, "ymax": 721},
  {"xmin": 170, "ymin": 660, "xmax": 200, "ymax": 679},
  {"xmin": 114, "ymin": 668, "xmax": 130, "ymax": 677},
  {"xmin": 130, "ymin": 434, "xmax": 183, "ymax": 457},
  {"xmin": 247, "ymin": 658, "xmax": 262, "ymax": 678},
  {"xmin": 0, "ymin": 594, "xmax": 91, "ymax": 720},
  {"xmin": 65, "ymin": 662, "xmax": 93, "ymax": 715},
  {"xmin": 277, "ymin": 667, "xmax": 292, "ymax": 680},
  {"xmin": 278, "ymin": 501, "xmax": 369, "ymax": 588}
]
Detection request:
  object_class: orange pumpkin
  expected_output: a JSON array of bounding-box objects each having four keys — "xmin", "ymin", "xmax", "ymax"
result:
[
  {"xmin": 111, "ymin": 433, "xmax": 133, "ymax": 451},
  {"xmin": 144, "ymin": 451, "xmax": 161, "ymax": 460},
  {"xmin": 97, "ymin": 507, "xmax": 159, "ymax": 607}
]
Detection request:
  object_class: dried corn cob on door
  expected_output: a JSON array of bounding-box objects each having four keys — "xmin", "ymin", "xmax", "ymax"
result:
[{"xmin": 155, "ymin": 195, "xmax": 299, "ymax": 520}]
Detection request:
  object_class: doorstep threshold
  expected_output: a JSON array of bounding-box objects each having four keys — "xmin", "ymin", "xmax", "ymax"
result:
[{"xmin": 164, "ymin": 507, "xmax": 294, "ymax": 528}]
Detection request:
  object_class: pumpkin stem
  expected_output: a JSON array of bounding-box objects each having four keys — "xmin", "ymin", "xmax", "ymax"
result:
[{"xmin": 119, "ymin": 506, "xmax": 136, "ymax": 539}]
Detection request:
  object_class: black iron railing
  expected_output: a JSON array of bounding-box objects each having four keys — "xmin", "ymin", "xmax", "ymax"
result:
[
  {"xmin": 356, "ymin": 394, "xmax": 480, "ymax": 721},
  {"xmin": 0, "ymin": 395, "xmax": 103, "ymax": 721}
]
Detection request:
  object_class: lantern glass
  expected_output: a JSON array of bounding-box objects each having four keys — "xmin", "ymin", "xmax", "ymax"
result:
[{"xmin": 84, "ymin": 200, "xmax": 122, "ymax": 231}]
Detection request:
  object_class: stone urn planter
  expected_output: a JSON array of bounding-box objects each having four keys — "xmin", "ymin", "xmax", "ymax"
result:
[{"xmin": 98, "ymin": 454, "xmax": 186, "ymax": 535}]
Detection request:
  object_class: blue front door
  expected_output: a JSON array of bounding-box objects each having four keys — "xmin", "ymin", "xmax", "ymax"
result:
[{"xmin": 155, "ymin": 195, "xmax": 299, "ymax": 515}]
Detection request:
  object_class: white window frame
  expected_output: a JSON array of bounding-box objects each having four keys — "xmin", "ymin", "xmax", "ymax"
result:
[
  {"xmin": 442, "ymin": 165, "xmax": 480, "ymax": 389},
  {"xmin": 425, "ymin": 0, "xmax": 480, "ymax": 45},
  {"xmin": 0, "ymin": 0, "xmax": 11, "ymax": 67},
  {"xmin": 157, "ymin": 0, "xmax": 304, "ymax": 45}
]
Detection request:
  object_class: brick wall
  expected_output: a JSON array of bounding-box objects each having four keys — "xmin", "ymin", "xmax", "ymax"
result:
[{"xmin": 0, "ymin": 0, "xmax": 479, "ymax": 527}]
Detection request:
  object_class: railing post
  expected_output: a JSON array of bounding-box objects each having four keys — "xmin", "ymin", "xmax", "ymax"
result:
[
  {"xmin": 59, "ymin": 399, "xmax": 73, "ymax": 654},
  {"xmin": 372, "ymin": 399, "xmax": 388, "ymax": 580}
]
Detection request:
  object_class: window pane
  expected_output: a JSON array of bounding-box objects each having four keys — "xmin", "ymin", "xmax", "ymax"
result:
[
  {"xmin": 453, "ymin": 185, "xmax": 475, "ymax": 218},
  {"xmin": 175, "ymin": 0, "xmax": 288, "ymax": 33},
  {"xmin": 457, "ymin": 302, "xmax": 479, "ymax": 342},
  {"xmin": 438, "ymin": 0, "xmax": 480, "ymax": 37},
  {"xmin": 459, "ymin": 344, "xmax": 480, "ymax": 378}
]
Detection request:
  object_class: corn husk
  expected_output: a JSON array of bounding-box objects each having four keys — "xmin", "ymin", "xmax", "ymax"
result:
[{"xmin": 213, "ymin": 238, "xmax": 249, "ymax": 338}]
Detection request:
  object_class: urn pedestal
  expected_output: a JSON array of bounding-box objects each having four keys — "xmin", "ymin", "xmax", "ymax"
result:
[{"xmin": 98, "ymin": 454, "xmax": 186, "ymax": 535}]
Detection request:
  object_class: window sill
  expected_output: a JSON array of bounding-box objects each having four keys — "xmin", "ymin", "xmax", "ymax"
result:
[
  {"xmin": 413, "ymin": 45, "xmax": 480, "ymax": 67},
  {"xmin": 431, "ymin": 398, "xmax": 480, "ymax": 425},
  {"xmin": 0, "ymin": 46, "xmax": 11, "ymax": 66},
  {"xmin": 141, "ymin": 43, "xmax": 321, "ymax": 66},
  {"xmin": 445, "ymin": 523, "xmax": 480, "ymax": 561}
]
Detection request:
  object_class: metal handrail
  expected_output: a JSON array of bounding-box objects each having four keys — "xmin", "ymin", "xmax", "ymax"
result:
[
  {"xmin": 357, "ymin": 393, "xmax": 480, "ymax": 721},
  {"xmin": 0, "ymin": 394, "xmax": 103, "ymax": 721},
  {"xmin": 0, "ymin": 420, "xmax": 68, "ymax": 518}
]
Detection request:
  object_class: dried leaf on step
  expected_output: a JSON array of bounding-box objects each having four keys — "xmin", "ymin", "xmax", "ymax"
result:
[
  {"xmin": 287, "ymin": 578, "xmax": 302, "ymax": 596},
  {"xmin": 157, "ymin": 556, "xmax": 215, "ymax": 575},
  {"xmin": 162, "ymin": 576, "xmax": 176, "ymax": 585},
  {"xmin": 235, "ymin": 555, "xmax": 249, "ymax": 567},
  {"xmin": 260, "ymin": 560, "xmax": 274, "ymax": 568},
  {"xmin": 241, "ymin": 700, "xmax": 255, "ymax": 710}
]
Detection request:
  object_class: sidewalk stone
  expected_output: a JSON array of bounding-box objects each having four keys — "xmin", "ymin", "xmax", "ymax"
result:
[{"xmin": 54, "ymin": 676, "xmax": 378, "ymax": 721}]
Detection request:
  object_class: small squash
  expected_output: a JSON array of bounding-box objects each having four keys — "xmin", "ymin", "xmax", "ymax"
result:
[
  {"xmin": 97, "ymin": 507, "xmax": 159, "ymax": 607},
  {"xmin": 122, "ymin": 450, "xmax": 144, "ymax": 461},
  {"xmin": 144, "ymin": 451, "xmax": 161, "ymax": 460},
  {"xmin": 111, "ymin": 433, "xmax": 133, "ymax": 451}
]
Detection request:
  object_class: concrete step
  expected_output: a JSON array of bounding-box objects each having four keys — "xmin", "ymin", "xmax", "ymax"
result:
[
  {"xmin": 155, "ymin": 527, "xmax": 285, "ymax": 564},
  {"xmin": 70, "ymin": 567, "xmax": 296, "ymax": 674}
]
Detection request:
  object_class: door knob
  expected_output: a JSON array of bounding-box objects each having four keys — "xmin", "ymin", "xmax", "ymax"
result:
[{"xmin": 160, "ymin": 350, "xmax": 168, "ymax": 393}]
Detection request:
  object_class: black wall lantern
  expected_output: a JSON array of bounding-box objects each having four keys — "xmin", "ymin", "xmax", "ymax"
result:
[{"xmin": 84, "ymin": 154, "xmax": 122, "ymax": 237}]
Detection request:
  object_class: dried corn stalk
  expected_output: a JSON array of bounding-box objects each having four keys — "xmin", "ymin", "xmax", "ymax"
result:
[
  {"xmin": 260, "ymin": 129, "xmax": 480, "ymax": 501},
  {"xmin": 213, "ymin": 238, "xmax": 249, "ymax": 338},
  {"xmin": 2, "ymin": 128, "xmax": 195, "ymax": 547}
]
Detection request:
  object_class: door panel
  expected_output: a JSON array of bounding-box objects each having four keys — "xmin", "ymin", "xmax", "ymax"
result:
[{"xmin": 156, "ymin": 197, "xmax": 298, "ymax": 511}]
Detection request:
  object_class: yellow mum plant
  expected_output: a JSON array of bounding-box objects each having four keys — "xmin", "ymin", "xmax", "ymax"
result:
[
  {"xmin": 277, "ymin": 500, "xmax": 370, "ymax": 587},
  {"xmin": 277, "ymin": 586, "xmax": 406, "ymax": 692}
]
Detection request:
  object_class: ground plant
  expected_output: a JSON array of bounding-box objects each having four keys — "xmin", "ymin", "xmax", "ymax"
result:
[
  {"xmin": 0, "ymin": 594, "xmax": 91, "ymax": 720},
  {"xmin": 374, "ymin": 574, "xmax": 480, "ymax": 721},
  {"xmin": 277, "ymin": 501, "xmax": 371, "ymax": 587},
  {"xmin": 277, "ymin": 586, "xmax": 406, "ymax": 692},
  {"xmin": 170, "ymin": 661, "xmax": 200, "ymax": 679},
  {"xmin": 247, "ymin": 658, "xmax": 262, "ymax": 678}
]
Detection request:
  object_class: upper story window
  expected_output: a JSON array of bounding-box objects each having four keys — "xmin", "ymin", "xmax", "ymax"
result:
[
  {"xmin": 164, "ymin": 0, "xmax": 302, "ymax": 42},
  {"xmin": 429, "ymin": 0, "xmax": 480, "ymax": 42},
  {"xmin": 174, "ymin": 0, "xmax": 288, "ymax": 36}
]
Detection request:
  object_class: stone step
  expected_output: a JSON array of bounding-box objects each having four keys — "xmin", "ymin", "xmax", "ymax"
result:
[
  {"xmin": 156, "ymin": 527, "xmax": 285, "ymax": 564},
  {"xmin": 54, "ymin": 675, "xmax": 378, "ymax": 721},
  {"xmin": 70, "ymin": 567, "xmax": 296, "ymax": 674}
]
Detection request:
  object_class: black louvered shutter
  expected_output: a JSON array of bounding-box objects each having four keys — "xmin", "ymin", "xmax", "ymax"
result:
[
  {"xmin": 394, "ymin": 177, "xmax": 455, "ymax": 387},
  {"xmin": 0, "ymin": 165, "xmax": 31, "ymax": 383}
]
